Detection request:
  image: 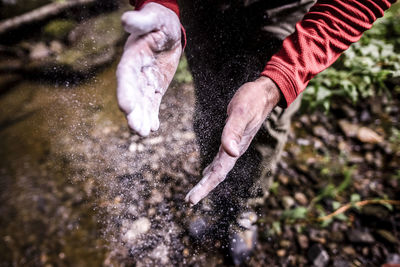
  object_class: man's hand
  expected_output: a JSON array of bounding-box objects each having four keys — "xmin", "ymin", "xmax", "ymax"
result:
[
  {"xmin": 185, "ymin": 77, "xmax": 281, "ymax": 206},
  {"xmin": 117, "ymin": 3, "xmax": 182, "ymax": 136}
]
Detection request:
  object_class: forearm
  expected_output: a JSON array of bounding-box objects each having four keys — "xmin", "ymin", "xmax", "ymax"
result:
[{"xmin": 261, "ymin": 0, "xmax": 396, "ymax": 107}]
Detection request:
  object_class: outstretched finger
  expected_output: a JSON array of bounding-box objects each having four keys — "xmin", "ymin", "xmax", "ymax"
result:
[
  {"xmin": 221, "ymin": 106, "xmax": 249, "ymax": 158},
  {"xmin": 185, "ymin": 146, "xmax": 237, "ymax": 206}
]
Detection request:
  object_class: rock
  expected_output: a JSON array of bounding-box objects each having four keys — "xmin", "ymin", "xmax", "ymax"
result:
[
  {"xmin": 149, "ymin": 189, "xmax": 163, "ymax": 205},
  {"xmin": 342, "ymin": 246, "xmax": 356, "ymax": 255},
  {"xmin": 282, "ymin": 196, "xmax": 295, "ymax": 209},
  {"xmin": 313, "ymin": 125, "xmax": 331, "ymax": 141},
  {"xmin": 365, "ymin": 152, "xmax": 374, "ymax": 163},
  {"xmin": 386, "ymin": 254, "xmax": 400, "ymax": 264},
  {"xmin": 309, "ymin": 229, "xmax": 327, "ymax": 244},
  {"xmin": 360, "ymin": 109, "xmax": 371, "ymax": 122},
  {"xmin": 307, "ymin": 244, "xmax": 330, "ymax": 267},
  {"xmin": 49, "ymin": 40, "xmax": 63, "ymax": 54},
  {"xmin": 277, "ymin": 249, "xmax": 286, "ymax": 257},
  {"xmin": 297, "ymin": 138, "xmax": 311, "ymax": 146},
  {"xmin": 330, "ymin": 231, "xmax": 344, "ymax": 243},
  {"xmin": 278, "ymin": 174, "xmax": 289, "ymax": 185},
  {"xmin": 338, "ymin": 120, "xmax": 359, "ymax": 138},
  {"xmin": 24, "ymin": 10, "xmax": 125, "ymax": 78},
  {"xmin": 372, "ymin": 245, "xmax": 382, "ymax": 259},
  {"xmin": 294, "ymin": 192, "xmax": 308, "ymax": 206},
  {"xmin": 142, "ymin": 136, "xmax": 164, "ymax": 145},
  {"xmin": 297, "ymin": 234, "xmax": 309, "ymax": 250},
  {"xmin": 300, "ymin": 115, "xmax": 311, "ymax": 126},
  {"xmin": 347, "ymin": 229, "xmax": 375, "ymax": 244},
  {"xmin": 357, "ymin": 127, "xmax": 383, "ymax": 144},
  {"xmin": 129, "ymin": 143, "xmax": 145, "ymax": 153},
  {"xmin": 43, "ymin": 19, "xmax": 77, "ymax": 39},
  {"xmin": 361, "ymin": 205, "xmax": 389, "ymax": 219},
  {"xmin": 122, "ymin": 217, "xmax": 151, "ymax": 243},
  {"xmin": 333, "ymin": 259, "xmax": 350, "ymax": 267},
  {"xmin": 341, "ymin": 105, "xmax": 357, "ymax": 117},
  {"xmin": 149, "ymin": 244, "xmax": 169, "ymax": 265},
  {"xmin": 338, "ymin": 141, "xmax": 351, "ymax": 154},
  {"xmin": 189, "ymin": 216, "xmax": 208, "ymax": 240},
  {"xmin": 280, "ymin": 239, "xmax": 291, "ymax": 248},
  {"xmin": 183, "ymin": 248, "xmax": 189, "ymax": 257},
  {"xmin": 30, "ymin": 42, "xmax": 50, "ymax": 60}
]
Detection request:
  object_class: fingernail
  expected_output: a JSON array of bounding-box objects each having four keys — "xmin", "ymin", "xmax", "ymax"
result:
[{"xmin": 184, "ymin": 193, "xmax": 195, "ymax": 207}]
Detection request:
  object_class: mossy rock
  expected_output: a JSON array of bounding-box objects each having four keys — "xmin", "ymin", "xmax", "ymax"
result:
[
  {"xmin": 21, "ymin": 10, "xmax": 125, "ymax": 80},
  {"xmin": 43, "ymin": 19, "xmax": 77, "ymax": 40},
  {"xmin": 55, "ymin": 10, "xmax": 124, "ymax": 73}
]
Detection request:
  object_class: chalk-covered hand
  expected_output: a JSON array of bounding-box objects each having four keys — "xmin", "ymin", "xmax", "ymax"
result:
[
  {"xmin": 185, "ymin": 77, "xmax": 281, "ymax": 206},
  {"xmin": 117, "ymin": 3, "xmax": 182, "ymax": 136}
]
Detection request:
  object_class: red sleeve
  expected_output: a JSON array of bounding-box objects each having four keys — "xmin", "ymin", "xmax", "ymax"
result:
[
  {"xmin": 131, "ymin": 0, "xmax": 186, "ymax": 48},
  {"xmin": 261, "ymin": 0, "xmax": 396, "ymax": 107}
]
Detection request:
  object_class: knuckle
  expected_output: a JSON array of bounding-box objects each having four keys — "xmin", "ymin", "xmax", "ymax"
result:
[
  {"xmin": 233, "ymin": 105, "xmax": 246, "ymax": 116},
  {"xmin": 217, "ymin": 174, "xmax": 226, "ymax": 183}
]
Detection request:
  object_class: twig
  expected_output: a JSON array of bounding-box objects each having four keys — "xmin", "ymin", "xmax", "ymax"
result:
[
  {"xmin": 317, "ymin": 199, "xmax": 400, "ymax": 222},
  {"xmin": 0, "ymin": 0, "xmax": 96, "ymax": 35}
]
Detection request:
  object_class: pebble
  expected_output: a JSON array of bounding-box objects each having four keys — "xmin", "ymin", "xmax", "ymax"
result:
[
  {"xmin": 280, "ymin": 240, "xmax": 291, "ymax": 248},
  {"xmin": 333, "ymin": 259, "xmax": 350, "ymax": 267},
  {"xmin": 30, "ymin": 42, "xmax": 50, "ymax": 60},
  {"xmin": 309, "ymin": 229, "xmax": 327, "ymax": 244},
  {"xmin": 129, "ymin": 142, "xmax": 145, "ymax": 153},
  {"xmin": 357, "ymin": 127, "xmax": 383, "ymax": 144},
  {"xmin": 142, "ymin": 136, "xmax": 164, "ymax": 145},
  {"xmin": 330, "ymin": 231, "xmax": 344, "ymax": 242},
  {"xmin": 282, "ymin": 196, "xmax": 295, "ymax": 209},
  {"xmin": 294, "ymin": 192, "xmax": 308, "ymax": 206},
  {"xmin": 313, "ymin": 125, "xmax": 330, "ymax": 141},
  {"xmin": 278, "ymin": 174, "xmax": 289, "ymax": 185},
  {"xmin": 183, "ymin": 248, "xmax": 189, "ymax": 257},
  {"xmin": 49, "ymin": 40, "xmax": 63, "ymax": 54},
  {"xmin": 347, "ymin": 229, "xmax": 375, "ymax": 244},
  {"xmin": 361, "ymin": 205, "xmax": 389, "ymax": 219},
  {"xmin": 149, "ymin": 189, "xmax": 163, "ymax": 204},
  {"xmin": 362, "ymin": 247, "xmax": 369, "ymax": 256},
  {"xmin": 338, "ymin": 120, "xmax": 359, "ymax": 138},
  {"xmin": 277, "ymin": 249, "xmax": 286, "ymax": 257},
  {"xmin": 386, "ymin": 254, "xmax": 400, "ymax": 264},
  {"xmin": 122, "ymin": 217, "xmax": 151, "ymax": 243},
  {"xmin": 342, "ymin": 246, "xmax": 356, "ymax": 255},
  {"xmin": 307, "ymin": 244, "xmax": 329, "ymax": 267},
  {"xmin": 297, "ymin": 234, "xmax": 309, "ymax": 250}
]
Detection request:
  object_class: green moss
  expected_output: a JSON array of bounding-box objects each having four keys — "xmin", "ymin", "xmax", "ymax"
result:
[
  {"xmin": 43, "ymin": 19, "xmax": 77, "ymax": 40},
  {"xmin": 174, "ymin": 56, "xmax": 193, "ymax": 84},
  {"xmin": 57, "ymin": 49, "xmax": 83, "ymax": 65}
]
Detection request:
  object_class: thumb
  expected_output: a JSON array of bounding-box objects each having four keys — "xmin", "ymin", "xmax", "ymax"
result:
[{"xmin": 221, "ymin": 107, "xmax": 248, "ymax": 158}]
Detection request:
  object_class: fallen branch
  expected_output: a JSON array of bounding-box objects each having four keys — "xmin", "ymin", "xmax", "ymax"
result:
[
  {"xmin": 317, "ymin": 199, "xmax": 400, "ymax": 222},
  {"xmin": 0, "ymin": 0, "xmax": 96, "ymax": 35}
]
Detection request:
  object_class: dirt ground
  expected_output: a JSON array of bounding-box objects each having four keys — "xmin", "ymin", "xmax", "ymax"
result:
[{"xmin": 0, "ymin": 55, "xmax": 399, "ymax": 267}]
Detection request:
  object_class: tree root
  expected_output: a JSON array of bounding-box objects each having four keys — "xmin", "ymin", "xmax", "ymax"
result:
[{"xmin": 317, "ymin": 199, "xmax": 400, "ymax": 222}]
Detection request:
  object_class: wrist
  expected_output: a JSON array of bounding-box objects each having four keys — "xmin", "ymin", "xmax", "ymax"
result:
[{"xmin": 255, "ymin": 76, "xmax": 281, "ymax": 109}]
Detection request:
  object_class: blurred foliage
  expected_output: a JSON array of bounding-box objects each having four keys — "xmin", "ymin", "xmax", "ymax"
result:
[
  {"xmin": 303, "ymin": 4, "xmax": 400, "ymax": 112},
  {"xmin": 43, "ymin": 19, "xmax": 77, "ymax": 40},
  {"xmin": 173, "ymin": 55, "xmax": 193, "ymax": 84}
]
